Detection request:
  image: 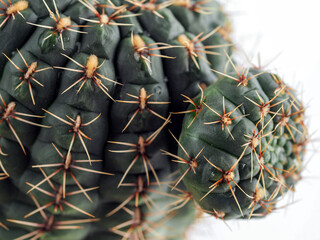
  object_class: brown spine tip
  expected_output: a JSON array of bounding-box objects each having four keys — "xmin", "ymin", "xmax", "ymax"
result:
[
  {"xmin": 291, "ymin": 172, "xmax": 302, "ymax": 182},
  {"xmin": 173, "ymin": 0, "xmax": 190, "ymax": 8},
  {"xmin": 85, "ymin": 55, "xmax": 98, "ymax": 79},
  {"xmin": 279, "ymin": 116, "xmax": 289, "ymax": 126},
  {"xmin": 215, "ymin": 210, "xmax": 226, "ymax": 218},
  {"xmin": 190, "ymin": 159, "xmax": 198, "ymax": 169},
  {"xmin": 133, "ymin": 35, "xmax": 146, "ymax": 50},
  {"xmin": 259, "ymin": 104, "xmax": 269, "ymax": 117},
  {"xmin": 64, "ymin": 152, "xmax": 72, "ymax": 170},
  {"xmin": 294, "ymin": 114, "xmax": 304, "ymax": 124},
  {"xmin": 24, "ymin": 62, "xmax": 38, "ymax": 80},
  {"xmin": 138, "ymin": 136, "xmax": 146, "ymax": 155},
  {"xmin": 2, "ymin": 102, "xmax": 16, "ymax": 119},
  {"xmin": 224, "ymin": 171, "xmax": 234, "ymax": 182},
  {"xmin": 177, "ymin": 34, "xmax": 190, "ymax": 47},
  {"xmin": 251, "ymin": 136, "xmax": 259, "ymax": 149},
  {"xmin": 143, "ymin": 2, "xmax": 157, "ymax": 11},
  {"xmin": 217, "ymin": 27, "xmax": 232, "ymax": 43},
  {"xmin": 55, "ymin": 186, "xmax": 63, "ymax": 205},
  {"xmin": 199, "ymin": 83, "xmax": 207, "ymax": 90},
  {"xmin": 139, "ymin": 88, "xmax": 147, "ymax": 110},
  {"xmin": 73, "ymin": 115, "xmax": 82, "ymax": 132},
  {"xmin": 254, "ymin": 188, "xmax": 266, "ymax": 202},
  {"xmin": 137, "ymin": 176, "xmax": 144, "ymax": 193},
  {"xmin": 56, "ymin": 17, "xmax": 72, "ymax": 31},
  {"xmin": 221, "ymin": 115, "xmax": 232, "ymax": 126},
  {"xmin": 133, "ymin": 207, "xmax": 142, "ymax": 226},
  {"xmin": 292, "ymin": 143, "xmax": 302, "ymax": 155},
  {"xmin": 177, "ymin": 34, "xmax": 195, "ymax": 55},
  {"xmin": 100, "ymin": 14, "xmax": 109, "ymax": 25},
  {"xmin": 45, "ymin": 215, "xmax": 55, "ymax": 231},
  {"xmin": 6, "ymin": 1, "xmax": 29, "ymax": 15}
]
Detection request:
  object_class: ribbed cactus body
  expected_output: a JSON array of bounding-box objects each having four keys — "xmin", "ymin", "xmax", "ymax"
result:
[
  {"xmin": 178, "ymin": 69, "xmax": 307, "ymax": 219},
  {"xmin": 0, "ymin": 0, "xmax": 231, "ymax": 239}
]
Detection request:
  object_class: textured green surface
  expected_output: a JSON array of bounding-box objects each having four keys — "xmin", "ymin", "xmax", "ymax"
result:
[
  {"xmin": 178, "ymin": 68, "xmax": 307, "ymax": 219},
  {"xmin": 0, "ymin": 0, "xmax": 232, "ymax": 238}
]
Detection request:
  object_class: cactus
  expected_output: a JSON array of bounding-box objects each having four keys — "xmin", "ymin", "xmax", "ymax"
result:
[
  {"xmin": 0, "ymin": 0, "xmax": 233, "ymax": 239},
  {"xmin": 177, "ymin": 58, "xmax": 308, "ymax": 219}
]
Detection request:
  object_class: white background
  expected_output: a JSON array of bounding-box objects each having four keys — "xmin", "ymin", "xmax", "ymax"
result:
[{"xmin": 188, "ymin": 0, "xmax": 320, "ymax": 239}]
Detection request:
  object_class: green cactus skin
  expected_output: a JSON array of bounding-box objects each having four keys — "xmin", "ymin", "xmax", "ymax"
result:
[
  {"xmin": 178, "ymin": 67, "xmax": 308, "ymax": 219},
  {"xmin": 0, "ymin": 0, "xmax": 231, "ymax": 239}
]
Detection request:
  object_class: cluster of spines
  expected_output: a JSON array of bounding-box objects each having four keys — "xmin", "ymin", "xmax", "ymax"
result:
[{"xmin": 0, "ymin": 0, "xmax": 29, "ymax": 28}]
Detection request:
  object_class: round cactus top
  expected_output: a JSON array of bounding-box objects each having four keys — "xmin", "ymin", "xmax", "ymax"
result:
[{"xmin": 178, "ymin": 66, "xmax": 308, "ymax": 219}]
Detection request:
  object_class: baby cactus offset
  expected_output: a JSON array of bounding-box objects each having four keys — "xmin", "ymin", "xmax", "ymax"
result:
[
  {"xmin": 0, "ymin": 0, "xmax": 232, "ymax": 239},
  {"xmin": 177, "ymin": 60, "xmax": 308, "ymax": 219}
]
